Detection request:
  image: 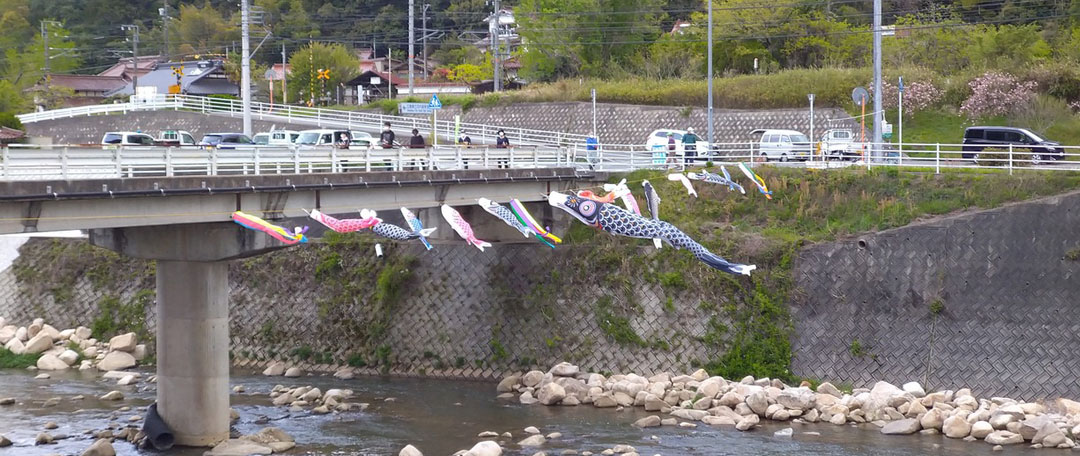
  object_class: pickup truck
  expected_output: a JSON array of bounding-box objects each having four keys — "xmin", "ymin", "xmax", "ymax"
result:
[{"xmin": 157, "ymin": 130, "xmax": 197, "ymax": 147}]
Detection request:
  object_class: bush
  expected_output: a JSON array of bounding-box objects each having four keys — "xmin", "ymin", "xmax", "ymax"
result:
[
  {"xmin": 960, "ymin": 72, "xmax": 1038, "ymax": 118},
  {"xmin": 0, "ymin": 348, "xmax": 40, "ymax": 368},
  {"xmin": 0, "ymin": 112, "xmax": 23, "ymax": 131}
]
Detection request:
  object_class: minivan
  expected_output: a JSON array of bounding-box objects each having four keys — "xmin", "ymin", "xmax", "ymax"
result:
[
  {"xmin": 962, "ymin": 126, "xmax": 1062, "ymax": 161},
  {"xmin": 101, "ymin": 132, "xmax": 156, "ymax": 147},
  {"xmin": 751, "ymin": 129, "xmax": 812, "ymax": 162}
]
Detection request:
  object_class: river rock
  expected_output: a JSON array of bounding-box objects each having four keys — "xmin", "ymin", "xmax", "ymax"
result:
[
  {"xmin": 1018, "ymin": 415, "xmax": 1052, "ymax": 441},
  {"xmin": 1030, "ymin": 421, "xmax": 1060, "ymax": 444},
  {"xmin": 24, "ymin": 333, "xmax": 53, "ymax": 354},
  {"xmin": 920, "ymin": 409, "xmax": 945, "ymax": 431},
  {"xmin": 519, "ymin": 391, "xmax": 538, "ymax": 405},
  {"xmin": 100, "ymin": 391, "xmax": 124, "ymax": 401},
  {"xmin": 943, "ymin": 416, "xmax": 972, "ymax": 438},
  {"xmin": 4, "ymin": 337, "xmax": 24, "ymax": 355},
  {"xmin": 644, "ymin": 394, "xmax": 665, "ymax": 412},
  {"xmin": 881, "ymin": 418, "xmax": 921, "ymax": 435},
  {"xmin": 497, "ymin": 375, "xmax": 521, "ymax": 393},
  {"xmin": 301, "ymin": 388, "xmax": 322, "ymax": 402},
  {"xmin": 777, "ymin": 387, "xmax": 815, "ymax": 411},
  {"xmin": 985, "ymin": 431, "xmax": 1024, "ymax": 445},
  {"xmin": 284, "ymin": 367, "xmax": 303, "ymax": 377},
  {"xmin": 864, "ymin": 381, "xmax": 902, "ymax": 420},
  {"xmin": 262, "ymin": 362, "xmax": 286, "ymax": 376},
  {"xmin": 815, "ymin": 382, "xmax": 842, "ymax": 398},
  {"xmin": 549, "ymin": 362, "xmax": 579, "ymax": 377},
  {"xmin": 74, "ymin": 326, "xmax": 92, "ymax": 340},
  {"xmin": 37, "ymin": 354, "xmax": 69, "ymax": 370},
  {"xmin": 132, "ymin": 344, "xmax": 147, "ymax": 361},
  {"xmin": 35, "ymin": 432, "xmax": 53, "ymax": 445},
  {"xmin": 593, "ymin": 394, "xmax": 617, "ymax": 408},
  {"xmin": 735, "ymin": 414, "xmax": 760, "ymax": 431},
  {"xmin": 206, "ymin": 439, "xmax": 273, "ymax": 455},
  {"xmin": 1054, "ymin": 398, "xmax": 1080, "ymax": 416},
  {"xmin": 746, "ymin": 391, "xmax": 768, "ymax": 416},
  {"xmin": 633, "ymin": 415, "xmax": 661, "ymax": 428},
  {"xmin": 901, "ymin": 382, "xmax": 926, "ymax": 398},
  {"xmin": 38, "ymin": 324, "xmax": 60, "ymax": 341},
  {"xmin": 971, "ymin": 421, "xmax": 994, "ymax": 439},
  {"xmin": 523, "ymin": 371, "xmax": 544, "ymax": 387},
  {"xmin": 0, "ymin": 326, "xmax": 14, "ymax": 344},
  {"xmin": 399, "ymin": 444, "xmax": 423, "ymax": 456},
  {"xmin": 524, "ymin": 426, "xmax": 540, "ymax": 434},
  {"xmin": 14, "ymin": 326, "xmax": 27, "ymax": 341},
  {"xmin": 518, "ymin": 435, "xmax": 546, "ymax": 447},
  {"xmin": 697, "ymin": 378, "xmax": 724, "ymax": 399},
  {"xmin": 241, "ymin": 427, "xmax": 294, "ymax": 446},
  {"xmin": 57, "ymin": 349, "xmax": 79, "ymax": 366},
  {"xmin": 467, "ymin": 441, "xmax": 503, "ymax": 456},
  {"xmin": 0, "ymin": 434, "xmax": 9, "ymax": 447},
  {"xmin": 538, "ymin": 383, "xmax": 566, "ymax": 406},
  {"xmin": 27, "ymin": 322, "xmax": 41, "ymax": 338},
  {"xmin": 1041, "ymin": 431, "xmax": 1067, "ymax": 447},
  {"xmin": 332, "ymin": 368, "xmax": 354, "ymax": 380},
  {"xmin": 702, "ymin": 415, "xmax": 737, "ymax": 427},
  {"xmin": 0, "ymin": 397, "xmax": 13, "ymax": 405},
  {"xmin": 715, "ymin": 391, "xmax": 741, "ymax": 407},
  {"xmin": 81, "ymin": 438, "xmax": 115, "ymax": 456},
  {"xmin": 97, "ymin": 351, "xmax": 136, "ymax": 371},
  {"xmin": 108, "ymin": 333, "xmax": 137, "ymax": 352},
  {"xmin": 989, "ymin": 413, "xmax": 1017, "ymax": 430}
]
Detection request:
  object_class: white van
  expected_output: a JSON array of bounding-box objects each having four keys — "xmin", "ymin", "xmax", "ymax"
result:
[
  {"xmin": 751, "ymin": 129, "xmax": 812, "ymax": 162},
  {"xmin": 296, "ymin": 129, "xmax": 352, "ymax": 147},
  {"xmin": 101, "ymin": 131, "xmax": 156, "ymax": 147}
]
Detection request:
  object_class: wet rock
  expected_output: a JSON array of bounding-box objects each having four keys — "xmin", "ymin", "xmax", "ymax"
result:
[
  {"xmin": 745, "ymin": 391, "xmax": 768, "ymax": 416},
  {"xmin": 561, "ymin": 396, "xmax": 580, "ymax": 406},
  {"xmin": 333, "ymin": 368, "xmax": 354, "ymax": 380},
  {"xmin": 497, "ymin": 375, "xmax": 521, "ymax": 393},
  {"xmin": 943, "ymin": 416, "xmax": 971, "ymax": 438},
  {"xmin": 523, "ymin": 371, "xmax": 545, "ymax": 388},
  {"xmin": 524, "ymin": 426, "xmax": 541, "ymax": 435},
  {"xmin": 467, "ymin": 441, "xmax": 503, "ymax": 456},
  {"xmin": 518, "ymin": 434, "xmax": 546, "ymax": 447},
  {"xmin": 612, "ymin": 444, "xmax": 636, "ymax": 453},
  {"xmin": 400, "ymin": 444, "xmax": 424, "ymax": 456},
  {"xmin": 971, "ymin": 421, "xmax": 994, "ymax": 439},
  {"xmin": 132, "ymin": 345, "xmax": 147, "ymax": 361},
  {"xmin": 108, "ymin": 333, "xmax": 137, "ymax": 352},
  {"xmin": 36, "ymin": 432, "xmax": 54, "ymax": 445},
  {"xmin": 44, "ymin": 421, "xmax": 58, "ymax": 430},
  {"xmin": 97, "ymin": 351, "xmax": 136, "ymax": 371},
  {"xmin": 81, "ymin": 438, "xmax": 115, "ymax": 456},
  {"xmin": 701, "ymin": 416, "xmax": 736, "ymax": 427},
  {"xmin": 519, "ymin": 391, "xmax": 538, "ymax": 405},
  {"xmin": 0, "ymin": 434, "xmax": 10, "ymax": 447},
  {"xmin": 985, "ymin": 430, "xmax": 1024, "ymax": 445},
  {"xmin": 774, "ymin": 428, "xmax": 794, "ymax": 437},
  {"xmin": 902, "ymin": 382, "xmax": 926, "ymax": 398},
  {"xmin": 538, "ymin": 383, "xmax": 566, "ymax": 406},
  {"xmin": 881, "ymin": 418, "xmax": 921, "ymax": 435},
  {"xmin": 283, "ymin": 367, "xmax": 303, "ymax": 378},
  {"xmin": 301, "ymin": 388, "xmax": 322, "ymax": 402},
  {"xmin": 735, "ymin": 414, "xmax": 760, "ymax": 431},
  {"xmin": 269, "ymin": 442, "xmax": 296, "ymax": 452},
  {"xmin": 35, "ymin": 373, "xmax": 51, "ymax": 379},
  {"xmin": 24, "ymin": 333, "xmax": 54, "ymax": 354},
  {"xmin": 117, "ymin": 375, "xmax": 137, "ymax": 386},
  {"xmin": 311, "ymin": 405, "xmax": 330, "ymax": 414},
  {"xmin": 633, "ymin": 415, "xmax": 661, "ymax": 428},
  {"xmin": 549, "ymin": 362, "xmax": 579, "ymax": 377},
  {"xmin": 920, "ymin": 409, "xmax": 945, "ymax": 431},
  {"xmin": 100, "ymin": 391, "xmax": 124, "ymax": 401},
  {"xmin": 262, "ymin": 362, "xmax": 286, "ymax": 376},
  {"xmin": 206, "ymin": 439, "xmax": 273, "ymax": 455},
  {"xmin": 478, "ymin": 431, "xmax": 499, "ymax": 438}
]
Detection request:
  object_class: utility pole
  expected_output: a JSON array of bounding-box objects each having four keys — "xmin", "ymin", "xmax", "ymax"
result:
[
  {"xmin": 872, "ymin": 0, "xmax": 883, "ymax": 158},
  {"xmin": 707, "ymin": 0, "xmax": 714, "ymax": 147},
  {"xmin": 281, "ymin": 42, "xmax": 287, "ymax": 105},
  {"xmin": 161, "ymin": 1, "xmax": 169, "ymax": 60},
  {"xmin": 422, "ymin": 3, "xmax": 430, "ymax": 79},
  {"xmin": 122, "ymin": 25, "xmax": 140, "ymax": 95},
  {"xmin": 241, "ymin": 0, "xmax": 252, "ymax": 137},
  {"xmin": 41, "ymin": 21, "xmax": 51, "ymax": 79},
  {"xmin": 408, "ymin": 0, "xmax": 415, "ymax": 96},
  {"xmin": 492, "ymin": 0, "xmax": 501, "ymax": 92}
]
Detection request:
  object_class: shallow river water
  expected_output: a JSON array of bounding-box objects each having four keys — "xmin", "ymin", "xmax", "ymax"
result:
[{"xmin": 0, "ymin": 369, "xmax": 1044, "ymax": 455}]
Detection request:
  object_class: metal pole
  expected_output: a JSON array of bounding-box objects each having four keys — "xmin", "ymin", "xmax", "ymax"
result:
[
  {"xmin": 42, "ymin": 22, "xmax": 49, "ymax": 79},
  {"xmin": 408, "ymin": 0, "xmax": 415, "ymax": 96},
  {"xmin": 492, "ymin": 0, "xmax": 501, "ymax": 92},
  {"xmin": 162, "ymin": 1, "xmax": 169, "ymax": 59},
  {"xmin": 872, "ymin": 0, "xmax": 883, "ymax": 157},
  {"xmin": 423, "ymin": 4, "xmax": 430, "ymax": 79},
  {"xmin": 591, "ymin": 88, "xmax": 597, "ymax": 135},
  {"xmin": 387, "ymin": 45, "xmax": 393, "ymax": 99},
  {"xmin": 133, "ymin": 26, "xmax": 139, "ymax": 95},
  {"xmin": 898, "ymin": 76, "xmax": 903, "ymax": 156},
  {"xmin": 707, "ymin": 0, "xmax": 714, "ymax": 146},
  {"xmin": 282, "ymin": 42, "xmax": 287, "ymax": 105},
  {"xmin": 241, "ymin": 0, "xmax": 252, "ymax": 137},
  {"xmin": 809, "ymin": 93, "xmax": 815, "ymax": 162}
]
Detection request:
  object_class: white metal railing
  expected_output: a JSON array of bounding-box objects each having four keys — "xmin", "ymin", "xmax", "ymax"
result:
[
  {"xmin": 16, "ymin": 95, "xmax": 590, "ymax": 148},
  {"xmin": 3, "ymin": 142, "xmax": 1080, "ymax": 181}
]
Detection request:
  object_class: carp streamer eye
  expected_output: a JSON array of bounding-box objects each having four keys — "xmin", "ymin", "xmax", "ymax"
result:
[{"xmin": 579, "ymin": 200, "xmax": 597, "ymax": 217}]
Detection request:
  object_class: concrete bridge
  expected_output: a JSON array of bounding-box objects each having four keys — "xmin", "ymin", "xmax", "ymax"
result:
[{"xmin": 1, "ymin": 166, "xmax": 600, "ymax": 446}]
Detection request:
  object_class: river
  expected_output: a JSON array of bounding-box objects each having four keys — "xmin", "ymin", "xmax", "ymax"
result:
[{"xmin": 0, "ymin": 368, "xmax": 1041, "ymax": 455}]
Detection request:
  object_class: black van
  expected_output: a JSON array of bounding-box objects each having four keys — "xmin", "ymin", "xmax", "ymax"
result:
[{"xmin": 961, "ymin": 126, "xmax": 1062, "ymax": 161}]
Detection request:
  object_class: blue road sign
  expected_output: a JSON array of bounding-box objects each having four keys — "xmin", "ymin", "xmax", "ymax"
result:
[
  {"xmin": 428, "ymin": 94, "xmax": 443, "ymax": 109},
  {"xmin": 399, "ymin": 102, "xmax": 433, "ymax": 114}
]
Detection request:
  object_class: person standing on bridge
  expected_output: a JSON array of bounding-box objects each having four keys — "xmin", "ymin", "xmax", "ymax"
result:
[
  {"xmin": 409, "ymin": 129, "xmax": 425, "ymax": 148},
  {"xmin": 380, "ymin": 122, "xmax": 396, "ymax": 149},
  {"xmin": 666, "ymin": 132, "xmax": 679, "ymax": 169},
  {"xmin": 496, "ymin": 129, "xmax": 510, "ymax": 169},
  {"xmin": 682, "ymin": 127, "xmax": 699, "ymax": 166}
]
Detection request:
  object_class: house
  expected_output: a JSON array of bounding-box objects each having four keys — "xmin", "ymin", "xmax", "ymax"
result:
[
  {"xmin": 343, "ymin": 70, "xmax": 407, "ymax": 103},
  {"xmin": 107, "ymin": 60, "xmax": 239, "ymax": 98},
  {"xmin": 0, "ymin": 127, "xmax": 25, "ymax": 144},
  {"xmin": 98, "ymin": 55, "xmax": 163, "ymax": 80},
  {"xmin": 40, "ymin": 74, "xmax": 127, "ymax": 107},
  {"xmin": 267, "ymin": 64, "xmax": 291, "ymax": 81}
]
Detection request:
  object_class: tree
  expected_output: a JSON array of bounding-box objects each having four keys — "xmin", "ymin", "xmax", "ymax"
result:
[
  {"xmin": 287, "ymin": 42, "xmax": 359, "ymax": 105},
  {"xmin": 174, "ymin": 3, "xmax": 238, "ymax": 55}
]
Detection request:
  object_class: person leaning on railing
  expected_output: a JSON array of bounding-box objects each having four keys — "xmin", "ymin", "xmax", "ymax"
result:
[{"xmin": 496, "ymin": 129, "xmax": 510, "ymax": 169}]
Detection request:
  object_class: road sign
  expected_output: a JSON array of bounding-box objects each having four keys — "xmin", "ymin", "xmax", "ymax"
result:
[
  {"xmin": 898, "ymin": 76, "xmax": 904, "ymax": 93},
  {"xmin": 428, "ymin": 94, "xmax": 442, "ymax": 109},
  {"xmin": 317, "ymin": 69, "xmax": 330, "ymax": 80},
  {"xmin": 852, "ymin": 87, "xmax": 869, "ymax": 105},
  {"xmin": 399, "ymin": 102, "xmax": 433, "ymax": 114}
]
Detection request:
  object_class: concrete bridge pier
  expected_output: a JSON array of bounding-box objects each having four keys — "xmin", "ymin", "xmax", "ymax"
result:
[{"xmin": 90, "ymin": 221, "xmax": 288, "ymax": 447}]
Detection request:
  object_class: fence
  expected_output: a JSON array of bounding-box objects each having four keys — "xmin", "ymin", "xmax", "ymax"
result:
[{"xmin": 16, "ymin": 95, "xmax": 590, "ymax": 148}]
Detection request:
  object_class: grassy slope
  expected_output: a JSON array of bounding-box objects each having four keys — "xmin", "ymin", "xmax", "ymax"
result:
[{"xmin": 567, "ymin": 166, "xmax": 1080, "ymax": 381}]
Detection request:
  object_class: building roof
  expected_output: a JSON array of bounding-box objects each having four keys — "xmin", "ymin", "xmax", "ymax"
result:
[
  {"xmin": 98, "ymin": 55, "xmax": 164, "ymax": 78},
  {"xmin": 107, "ymin": 60, "xmax": 239, "ymax": 97},
  {"xmin": 0, "ymin": 127, "xmax": 25, "ymax": 141},
  {"xmin": 46, "ymin": 74, "xmax": 127, "ymax": 92},
  {"xmin": 345, "ymin": 70, "xmax": 408, "ymax": 87},
  {"xmin": 268, "ymin": 64, "xmax": 291, "ymax": 81}
]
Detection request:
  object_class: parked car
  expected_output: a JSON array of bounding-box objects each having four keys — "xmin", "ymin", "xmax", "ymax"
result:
[
  {"xmin": 296, "ymin": 129, "xmax": 353, "ymax": 148},
  {"xmin": 819, "ymin": 129, "xmax": 861, "ymax": 160},
  {"xmin": 101, "ymin": 131, "xmax": 156, "ymax": 147},
  {"xmin": 751, "ymin": 129, "xmax": 812, "ymax": 162},
  {"xmin": 268, "ymin": 130, "xmax": 300, "ymax": 145},
  {"xmin": 198, "ymin": 133, "xmax": 253, "ymax": 149},
  {"xmin": 156, "ymin": 130, "xmax": 197, "ymax": 147},
  {"xmin": 961, "ymin": 126, "xmax": 1063, "ymax": 162},
  {"xmin": 644, "ymin": 129, "xmax": 712, "ymax": 156},
  {"xmin": 252, "ymin": 133, "xmax": 271, "ymax": 145},
  {"xmin": 350, "ymin": 131, "xmax": 375, "ymax": 147}
]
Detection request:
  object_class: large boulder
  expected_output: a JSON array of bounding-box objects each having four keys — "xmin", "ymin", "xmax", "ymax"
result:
[
  {"xmin": 108, "ymin": 333, "xmax": 137, "ymax": 352},
  {"xmin": 399, "ymin": 444, "xmax": 423, "ymax": 456},
  {"xmin": 466, "ymin": 441, "xmax": 502, "ymax": 456},
  {"xmin": 3, "ymin": 338, "xmax": 25, "ymax": 355},
  {"xmin": 735, "ymin": 414, "xmax": 760, "ymax": 431},
  {"xmin": 971, "ymin": 421, "xmax": 994, "ymax": 439},
  {"xmin": 0, "ymin": 326, "xmax": 15, "ymax": 344},
  {"xmin": 206, "ymin": 439, "xmax": 273, "ymax": 456},
  {"xmin": 697, "ymin": 378, "xmax": 724, "ymax": 399},
  {"xmin": 549, "ymin": 362, "xmax": 579, "ymax": 377},
  {"xmin": 36, "ymin": 354, "xmax": 69, "ymax": 371},
  {"xmin": 262, "ymin": 362, "xmax": 286, "ymax": 376},
  {"xmin": 942, "ymin": 416, "xmax": 972, "ymax": 438},
  {"xmin": 81, "ymin": 438, "xmax": 116, "ymax": 456},
  {"xmin": 984, "ymin": 431, "xmax": 1024, "ymax": 445},
  {"xmin": 633, "ymin": 415, "xmax": 661, "ymax": 428},
  {"xmin": 74, "ymin": 326, "xmax": 92, "ymax": 340},
  {"xmin": 517, "ymin": 435, "xmax": 545, "ymax": 447},
  {"xmin": 745, "ymin": 391, "xmax": 769, "ymax": 416},
  {"xmin": 919, "ymin": 409, "xmax": 945, "ymax": 431},
  {"xmin": 58, "ymin": 350, "xmax": 79, "ymax": 366},
  {"xmin": 522, "ymin": 371, "xmax": 544, "ymax": 387},
  {"xmin": 816, "ymin": 382, "xmax": 843, "ymax": 398},
  {"xmin": 863, "ymin": 381, "xmax": 902, "ymax": 420},
  {"xmin": 537, "ymin": 383, "xmax": 566, "ymax": 406},
  {"xmin": 901, "ymin": 382, "xmax": 926, "ymax": 398},
  {"xmin": 38, "ymin": 324, "xmax": 61, "ymax": 341},
  {"xmin": 283, "ymin": 367, "xmax": 303, "ymax": 378},
  {"xmin": 881, "ymin": 418, "xmax": 921, "ymax": 435},
  {"xmin": 97, "ymin": 351, "xmax": 137, "ymax": 371},
  {"xmin": 496, "ymin": 375, "xmax": 520, "ymax": 393},
  {"xmin": 1018, "ymin": 415, "xmax": 1053, "ymax": 441},
  {"xmin": 23, "ymin": 333, "xmax": 53, "ymax": 354},
  {"xmin": 776, "ymin": 387, "xmax": 816, "ymax": 411}
]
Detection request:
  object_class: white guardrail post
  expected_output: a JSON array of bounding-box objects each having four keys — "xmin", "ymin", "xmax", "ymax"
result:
[
  {"xmin": 1008, "ymin": 144, "xmax": 1014, "ymax": 175},
  {"xmin": 936, "ymin": 143, "xmax": 941, "ymax": 174}
]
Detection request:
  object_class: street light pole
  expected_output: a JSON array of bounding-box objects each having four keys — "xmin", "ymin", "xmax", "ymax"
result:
[
  {"xmin": 241, "ymin": 0, "xmax": 252, "ymax": 137},
  {"xmin": 422, "ymin": 3, "xmax": 430, "ymax": 80},
  {"xmin": 707, "ymin": 0, "xmax": 714, "ymax": 147},
  {"xmin": 492, "ymin": 0, "xmax": 501, "ymax": 92},
  {"xmin": 121, "ymin": 25, "xmax": 140, "ymax": 96},
  {"xmin": 872, "ymin": 0, "xmax": 883, "ymax": 158},
  {"xmin": 408, "ymin": 0, "xmax": 415, "ymax": 96},
  {"xmin": 808, "ymin": 93, "xmax": 815, "ymax": 161}
]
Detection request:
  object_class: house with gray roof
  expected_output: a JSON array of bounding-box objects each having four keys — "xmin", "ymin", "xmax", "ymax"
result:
[{"xmin": 107, "ymin": 60, "xmax": 239, "ymax": 97}]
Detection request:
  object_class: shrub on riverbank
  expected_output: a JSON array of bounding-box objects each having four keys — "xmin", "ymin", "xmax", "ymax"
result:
[{"xmin": 0, "ymin": 348, "xmax": 40, "ymax": 369}]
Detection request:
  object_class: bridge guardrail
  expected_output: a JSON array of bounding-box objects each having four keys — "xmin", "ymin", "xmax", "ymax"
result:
[
  {"xmin": 17, "ymin": 95, "xmax": 590, "ymax": 148},
  {"xmin": 3, "ymin": 141, "xmax": 1080, "ymax": 181}
]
